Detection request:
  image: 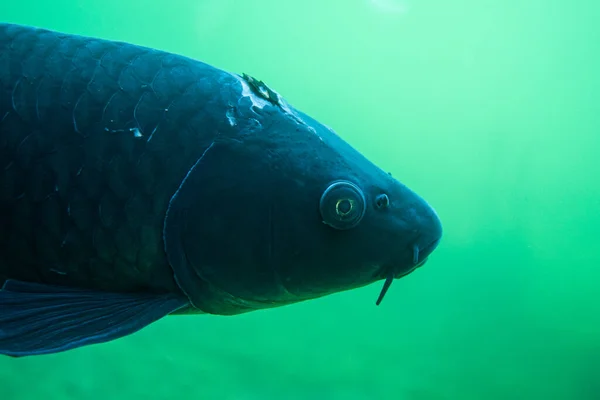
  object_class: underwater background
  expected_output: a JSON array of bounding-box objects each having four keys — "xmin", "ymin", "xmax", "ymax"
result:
[{"xmin": 0, "ymin": 0, "xmax": 598, "ymax": 399}]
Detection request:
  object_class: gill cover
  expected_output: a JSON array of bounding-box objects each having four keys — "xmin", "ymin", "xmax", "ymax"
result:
[
  {"xmin": 164, "ymin": 139, "xmax": 303, "ymax": 315},
  {"xmin": 165, "ymin": 141, "xmax": 245, "ymax": 314}
]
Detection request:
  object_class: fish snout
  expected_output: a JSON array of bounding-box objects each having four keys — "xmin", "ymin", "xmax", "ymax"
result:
[
  {"xmin": 375, "ymin": 199, "xmax": 442, "ymax": 306},
  {"xmin": 413, "ymin": 193, "xmax": 442, "ymax": 267},
  {"xmin": 413, "ymin": 203, "xmax": 442, "ymax": 266}
]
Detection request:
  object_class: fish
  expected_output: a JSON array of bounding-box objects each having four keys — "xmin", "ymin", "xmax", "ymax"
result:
[{"xmin": 0, "ymin": 23, "xmax": 442, "ymax": 357}]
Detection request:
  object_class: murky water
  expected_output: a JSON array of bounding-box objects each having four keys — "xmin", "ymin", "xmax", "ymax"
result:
[{"xmin": 1, "ymin": 1, "xmax": 599, "ymax": 399}]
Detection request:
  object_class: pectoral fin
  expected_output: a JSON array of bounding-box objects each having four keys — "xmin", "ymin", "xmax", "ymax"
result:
[{"xmin": 0, "ymin": 280, "xmax": 189, "ymax": 357}]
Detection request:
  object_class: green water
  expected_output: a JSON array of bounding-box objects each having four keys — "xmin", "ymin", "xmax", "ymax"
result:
[{"xmin": 1, "ymin": 1, "xmax": 599, "ymax": 399}]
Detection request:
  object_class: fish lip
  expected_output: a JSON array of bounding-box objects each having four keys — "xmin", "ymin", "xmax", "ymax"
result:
[
  {"xmin": 375, "ymin": 236, "xmax": 440, "ymax": 285},
  {"xmin": 373, "ymin": 205, "xmax": 442, "ymax": 305},
  {"xmin": 417, "ymin": 237, "xmax": 441, "ymax": 264}
]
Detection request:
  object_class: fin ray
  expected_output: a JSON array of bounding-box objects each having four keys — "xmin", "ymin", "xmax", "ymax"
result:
[{"xmin": 0, "ymin": 280, "xmax": 188, "ymax": 357}]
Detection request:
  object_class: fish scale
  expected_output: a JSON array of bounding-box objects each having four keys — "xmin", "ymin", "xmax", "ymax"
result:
[{"xmin": 0, "ymin": 23, "xmax": 236, "ymax": 294}]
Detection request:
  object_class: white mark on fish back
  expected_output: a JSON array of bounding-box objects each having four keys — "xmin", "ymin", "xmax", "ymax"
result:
[
  {"xmin": 226, "ymin": 108, "xmax": 237, "ymax": 126},
  {"xmin": 103, "ymin": 126, "xmax": 143, "ymax": 138},
  {"xmin": 233, "ymin": 74, "xmax": 270, "ymax": 110},
  {"xmin": 230, "ymin": 72, "xmax": 326, "ymax": 139},
  {"xmin": 306, "ymin": 125, "xmax": 324, "ymax": 142}
]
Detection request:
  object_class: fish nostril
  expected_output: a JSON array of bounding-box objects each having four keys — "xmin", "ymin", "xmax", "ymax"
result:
[{"xmin": 375, "ymin": 194, "xmax": 390, "ymax": 209}]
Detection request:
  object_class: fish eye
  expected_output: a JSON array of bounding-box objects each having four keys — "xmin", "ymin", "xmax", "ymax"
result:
[
  {"xmin": 320, "ymin": 181, "xmax": 366, "ymax": 230},
  {"xmin": 375, "ymin": 193, "xmax": 390, "ymax": 209}
]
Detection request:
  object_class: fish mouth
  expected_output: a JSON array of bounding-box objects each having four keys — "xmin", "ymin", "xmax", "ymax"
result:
[
  {"xmin": 417, "ymin": 237, "xmax": 441, "ymax": 263},
  {"xmin": 375, "ymin": 237, "xmax": 441, "ymax": 306}
]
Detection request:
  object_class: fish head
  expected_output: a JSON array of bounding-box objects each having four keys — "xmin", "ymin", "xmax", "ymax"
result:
[
  {"xmin": 264, "ymin": 109, "xmax": 443, "ymax": 306},
  {"xmin": 164, "ymin": 75, "xmax": 442, "ymax": 314}
]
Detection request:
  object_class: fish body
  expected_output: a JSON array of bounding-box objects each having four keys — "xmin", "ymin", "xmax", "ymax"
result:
[
  {"xmin": 0, "ymin": 23, "xmax": 242, "ymax": 296},
  {"xmin": 0, "ymin": 23, "xmax": 442, "ymax": 357}
]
